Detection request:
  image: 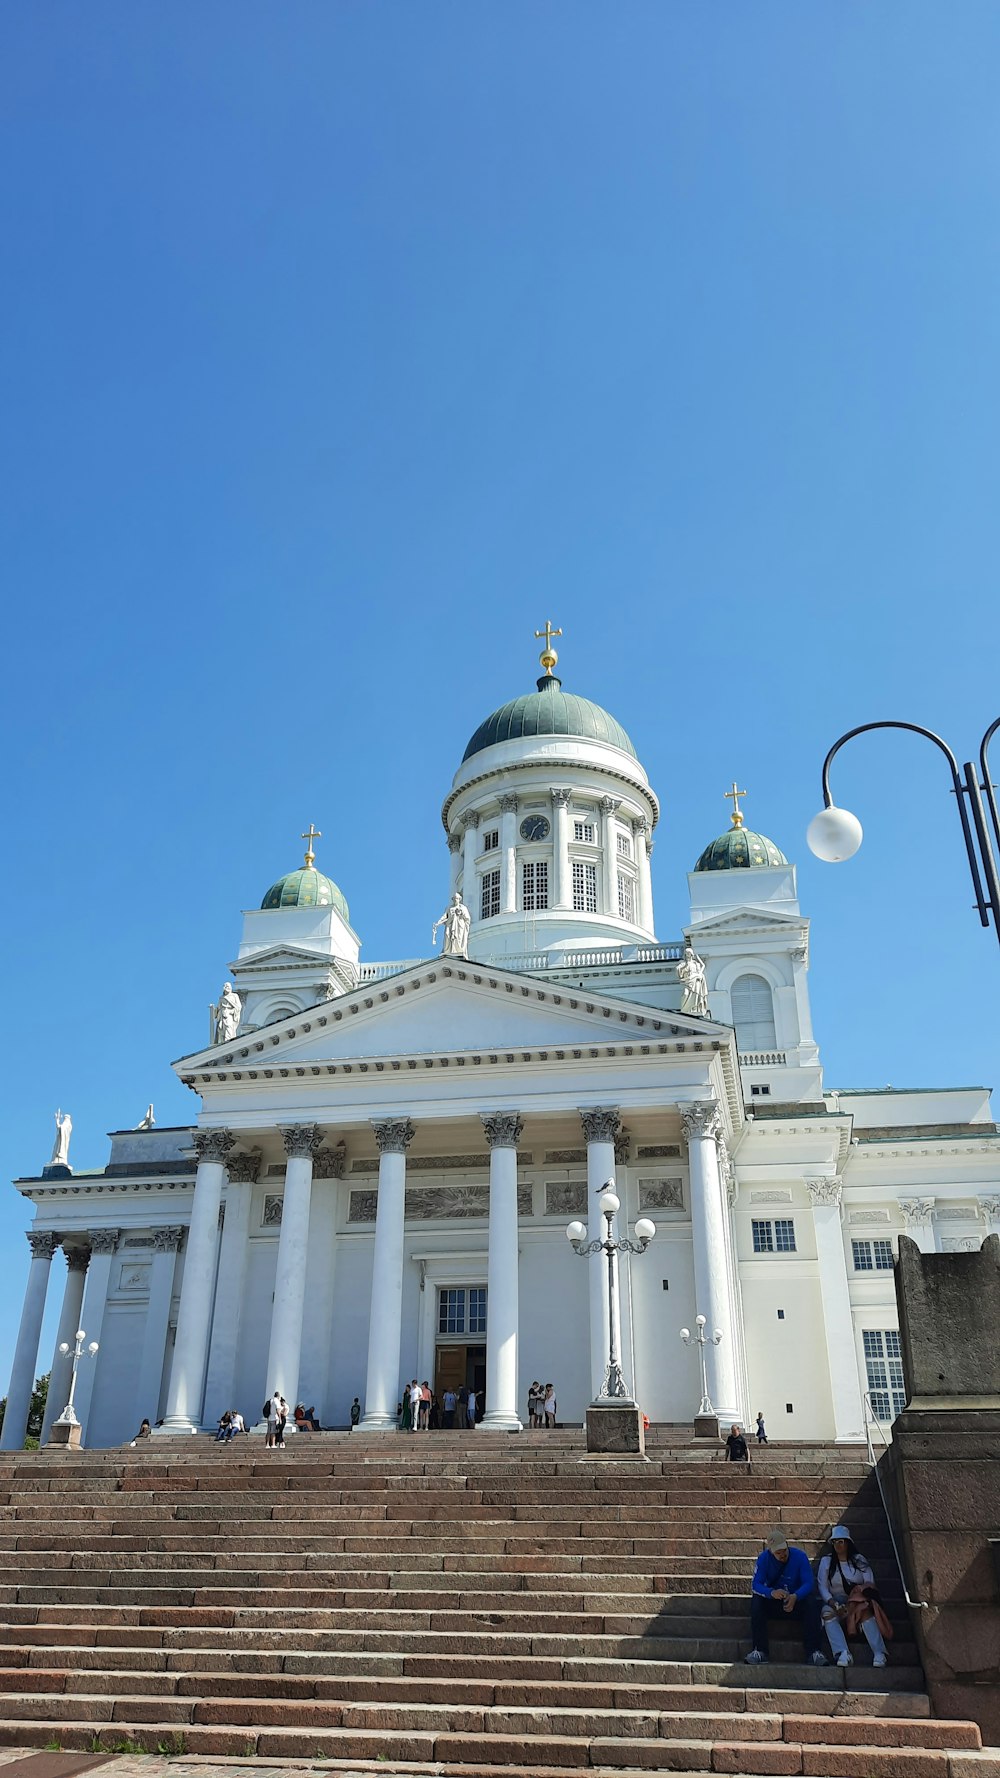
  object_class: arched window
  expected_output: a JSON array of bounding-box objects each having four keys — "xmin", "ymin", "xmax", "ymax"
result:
[{"xmin": 730, "ymin": 974, "xmax": 776, "ymax": 1051}]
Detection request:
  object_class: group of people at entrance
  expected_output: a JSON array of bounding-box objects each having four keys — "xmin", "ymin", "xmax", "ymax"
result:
[
  {"xmin": 746, "ymin": 1526, "xmax": 891, "ymax": 1667},
  {"xmin": 396, "ymin": 1380, "xmax": 478, "ymax": 1430},
  {"xmin": 527, "ymin": 1382, "xmax": 557, "ymax": 1427}
]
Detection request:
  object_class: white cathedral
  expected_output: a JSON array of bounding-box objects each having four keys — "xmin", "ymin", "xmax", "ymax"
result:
[{"xmin": 5, "ymin": 640, "xmax": 1000, "ymax": 1451}]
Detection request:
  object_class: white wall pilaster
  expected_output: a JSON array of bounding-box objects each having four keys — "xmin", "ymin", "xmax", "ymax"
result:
[
  {"xmin": 74, "ymin": 1228, "xmax": 121, "ymax": 1443},
  {"xmin": 447, "ymin": 831, "xmax": 462, "ymax": 897},
  {"xmin": 1, "ymin": 1232, "xmax": 58, "ymax": 1451},
  {"xmin": 581, "ymin": 1107, "xmax": 619, "ymax": 1398},
  {"xmin": 899, "ymin": 1197, "xmax": 937, "ymax": 1253},
  {"xmin": 681, "ymin": 1102, "xmax": 740, "ymax": 1422},
  {"xmin": 359, "ymin": 1118, "xmax": 415, "ymax": 1431},
  {"xmin": 40, "ymin": 1245, "xmax": 90, "ymax": 1444},
  {"xmin": 479, "ymin": 1112, "xmax": 522, "ymax": 1431},
  {"xmin": 499, "ymin": 793, "xmax": 518, "ymax": 914},
  {"xmin": 134, "ymin": 1227, "xmax": 185, "ymax": 1430},
  {"xmin": 806, "ymin": 1180, "xmax": 865, "ymax": 1441},
  {"xmin": 158, "ymin": 1129, "xmax": 235, "ymax": 1433},
  {"xmin": 264, "ymin": 1125, "xmax": 321, "ymax": 1409}
]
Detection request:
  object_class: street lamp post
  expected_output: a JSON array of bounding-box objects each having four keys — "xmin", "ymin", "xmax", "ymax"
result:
[
  {"xmin": 807, "ymin": 717, "xmax": 1000, "ymax": 945},
  {"xmin": 47, "ymin": 1329, "xmax": 99, "ymax": 1449},
  {"xmin": 567, "ymin": 1182, "xmax": 655, "ymax": 1453},
  {"xmin": 679, "ymin": 1314, "xmax": 723, "ymax": 1421}
]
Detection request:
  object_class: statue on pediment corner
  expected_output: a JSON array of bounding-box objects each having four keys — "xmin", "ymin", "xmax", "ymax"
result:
[
  {"xmin": 212, "ymin": 982, "xmax": 242, "ymax": 1045},
  {"xmin": 677, "ymin": 943, "xmax": 709, "ymax": 1018},
  {"xmin": 432, "ymin": 892, "xmax": 471, "ymax": 959}
]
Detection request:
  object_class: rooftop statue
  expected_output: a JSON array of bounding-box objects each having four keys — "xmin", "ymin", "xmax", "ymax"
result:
[
  {"xmin": 50, "ymin": 1109, "xmax": 72, "ymax": 1168},
  {"xmin": 678, "ymin": 942, "xmax": 709, "ymax": 1018},
  {"xmin": 432, "ymin": 892, "xmax": 472, "ymax": 960},
  {"xmin": 213, "ymin": 982, "xmax": 242, "ymax": 1045}
]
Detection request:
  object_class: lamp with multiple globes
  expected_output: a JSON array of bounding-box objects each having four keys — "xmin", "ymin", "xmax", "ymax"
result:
[
  {"xmin": 53, "ymin": 1328, "xmax": 100, "ymax": 1430},
  {"xmin": 566, "ymin": 1177, "xmax": 655, "ymax": 1401}
]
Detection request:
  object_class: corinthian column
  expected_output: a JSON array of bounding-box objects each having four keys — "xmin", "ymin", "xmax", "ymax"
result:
[
  {"xmin": 599, "ymin": 796, "xmax": 621, "ymax": 915},
  {"xmin": 581, "ymin": 1107, "xmax": 620, "ymax": 1398},
  {"xmin": 358, "ymin": 1118, "xmax": 415, "ymax": 1431},
  {"xmin": 157, "ymin": 1128, "xmax": 235, "ymax": 1433},
  {"xmin": 461, "ymin": 812, "xmax": 480, "ymax": 909},
  {"xmin": 806, "ymin": 1179, "xmax": 865, "ymax": 1441},
  {"xmin": 551, "ymin": 789, "xmax": 572, "ymax": 909},
  {"xmin": 72, "ymin": 1228, "xmax": 121, "ymax": 1440},
  {"xmin": 0, "ymin": 1231, "xmax": 58, "ymax": 1450},
  {"xmin": 681, "ymin": 1102, "xmax": 740, "ymax": 1422},
  {"xmin": 899, "ymin": 1197, "xmax": 937, "ymax": 1254},
  {"xmin": 203, "ymin": 1149, "xmax": 260, "ymax": 1422},
  {"xmin": 40, "ymin": 1245, "xmax": 90, "ymax": 1444},
  {"xmin": 447, "ymin": 831, "xmax": 462, "ymax": 896},
  {"xmin": 635, "ymin": 818, "xmax": 654, "ymax": 934},
  {"xmin": 480, "ymin": 1112, "xmax": 523, "ymax": 1431},
  {"xmin": 133, "ymin": 1227, "xmax": 185, "ymax": 1432},
  {"xmin": 499, "ymin": 793, "xmax": 519, "ymax": 914},
  {"xmin": 265, "ymin": 1125, "xmax": 321, "ymax": 1411}
]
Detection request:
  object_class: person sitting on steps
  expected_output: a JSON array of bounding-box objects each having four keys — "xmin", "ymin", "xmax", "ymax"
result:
[
  {"xmin": 817, "ymin": 1525, "xmax": 890, "ymax": 1667},
  {"xmin": 746, "ymin": 1529, "xmax": 827, "ymax": 1666}
]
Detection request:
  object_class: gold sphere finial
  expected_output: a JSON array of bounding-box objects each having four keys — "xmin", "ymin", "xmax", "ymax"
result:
[
  {"xmin": 724, "ymin": 783, "xmax": 748, "ymax": 829},
  {"xmin": 534, "ymin": 618, "xmax": 563, "ymax": 676},
  {"xmin": 301, "ymin": 822, "xmax": 322, "ymax": 868}
]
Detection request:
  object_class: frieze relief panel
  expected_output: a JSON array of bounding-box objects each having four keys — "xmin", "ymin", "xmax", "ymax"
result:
[
  {"xmin": 262, "ymin": 1195, "xmax": 283, "ymax": 1227},
  {"xmin": 118, "ymin": 1263, "xmax": 150, "ymax": 1292},
  {"xmin": 348, "ymin": 1184, "xmax": 533, "ymax": 1224},
  {"xmin": 637, "ymin": 1144, "xmax": 681, "ymax": 1160},
  {"xmin": 350, "ymin": 1152, "xmax": 533, "ymax": 1175},
  {"xmin": 750, "ymin": 1190, "xmax": 793, "ymax": 1204},
  {"xmin": 849, "ymin": 1210, "xmax": 892, "ymax": 1224},
  {"xmin": 545, "ymin": 1181, "xmax": 588, "ymax": 1217},
  {"xmin": 638, "ymin": 1177, "xmax": 684, "ymax": 1212}
]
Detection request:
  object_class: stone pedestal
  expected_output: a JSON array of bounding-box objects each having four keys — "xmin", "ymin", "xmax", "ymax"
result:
[
  {"xmin": 884, "ymin": 1235, "xmax": 1000, "ymax": 1742},
  {"xmin": 694, "ymin": 1412, "xmax": 720, "ymax": 1440},
  {"xmin": 586, "ymin": 1401, "xmax": 644, "ymax": 1454},
  {"xmin": 46, "ymin": 1419, "xmax": 82, "ymax": 1449}
]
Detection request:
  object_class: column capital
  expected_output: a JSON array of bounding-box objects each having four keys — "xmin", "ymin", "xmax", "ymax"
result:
[
  {"xmin": 460, "ymin": 809, "xmax": 480, "ymax": 830},
  {"xmin": 978, "ymin": 1194, "xmax": 1000, "ymax": 1224},
  {"xmin": 372, "ymin": 1118, "xmax": 416, "ymax": 1155},
  {"xmin": 62, "ymin": 1244, "xmax": 90, "ymax": 1273},
  {"xmin": 447, "ymin": 831, "xmax": 463, "ymax": 853},
  {"xmin": 580, "ymin": 1106, "xmax": 621, "ymax": 1146},
  {"xmin": 88, "ymin": 1228, "xmax": 121, "ymax": 1255},
  {"xmin": 26, "ymin": 1230, "xmax": 58, "ymax": 1261},
  {"xmin": 313, "ymin": 1143, "xmax": 346, "ymax": 1179},
  {"xmin": 152, "ymin": 1225, "xmax": 186, "ymax": 1253},
  {"xmin": 550, "ymin": 786, "xmax": 572, "ymax": 810},
  {"xmin": 280, "ymin": 1124, "xmax": 322, "ymax": 1160},
  {"xmin": 633, "ymin": 814, "xmax": 649, "ymax": 837},
  {"xmin": 481, "ymin": 1111, "xmax": 523, "ymax": 1149},
  {"xmin": 680, "ymin": 1101, "xmax": 723, "ymax": 1143},
  {"xmin": 614, "ymin": 1126, "xmax": 631, "ymax": 1166},
  {"xmin": 899, "ymin": 1195, "xmax": 935, "ymax": 1228},
  {"xmin": 717, "ymin": 1136, "xmax": 736, "ymax": 1206},
  {"xmin": 227, "ymin": 1148, "xmax": 262, "ymax": 1184},
  {"xmin": 599, "ymin": 795, "xmax": 621, "ymax": 817},
  {"xmin": 193, "ymin": 1129, "xmax": 236, "ymax": 1166},
  {"xmin": 806, "ymin": 1178, "xmax": 843, "ymax": 1209},
  {"xmin": 498, "ymin": 792, "xmax": 519, "ymax": 814}
]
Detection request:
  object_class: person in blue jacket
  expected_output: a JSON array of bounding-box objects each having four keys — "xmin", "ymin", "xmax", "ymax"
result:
[{"xmin": 745, "ymin": 1529, "xmax": 827, "ymax": 1665}]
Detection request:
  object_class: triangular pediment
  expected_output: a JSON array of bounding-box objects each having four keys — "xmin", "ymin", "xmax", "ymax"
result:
[
  {"xmin": 688, "ymin": 907, "xmax": 804, "ymax": 937},
  {"xmin": 175, "ymin": 961, "xmax": 733, "ymax": 1074},
  {"xmin": 232, "ymin": 944, "xmax": 338, "ymax": 972}
]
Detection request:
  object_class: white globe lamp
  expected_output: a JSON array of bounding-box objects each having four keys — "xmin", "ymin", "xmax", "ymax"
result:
[{"xmin": 807, "ymin": 804, "xmax": 863, "ymax": 863}]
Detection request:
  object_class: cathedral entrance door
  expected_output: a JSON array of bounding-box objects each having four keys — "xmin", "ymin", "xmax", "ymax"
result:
[{"xmin": 435, "ymin": 1344, "xmax": 487, "ymax": 1403}]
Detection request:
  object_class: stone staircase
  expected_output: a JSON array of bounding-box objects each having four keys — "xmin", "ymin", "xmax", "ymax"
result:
[{"xmin": 0, "ymin": 1431, "xmax": 994, "ymax": 1775}]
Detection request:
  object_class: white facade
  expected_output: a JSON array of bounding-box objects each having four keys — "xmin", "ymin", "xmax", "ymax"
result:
[{"xmin": 6, "ymin": 665, "xmax": 1000, "ymax": 1450}]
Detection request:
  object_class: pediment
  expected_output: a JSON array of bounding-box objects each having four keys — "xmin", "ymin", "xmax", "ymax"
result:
[
  {"xmin": 175, "ymin": 961, "xmax": 733, "ymax": 1075},
  {"xmin": 689, "ymin": 907, "xmax": 804, "ymax": 937},
  {"xmin": 232, "ymin": 944, "xmax": 338, "ymax": 973}
]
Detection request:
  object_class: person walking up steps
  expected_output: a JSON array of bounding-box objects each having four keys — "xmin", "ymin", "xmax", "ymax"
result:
[{"xmin": 756, "ymin": 1412, "xmax": 768, "ymax": 1445}]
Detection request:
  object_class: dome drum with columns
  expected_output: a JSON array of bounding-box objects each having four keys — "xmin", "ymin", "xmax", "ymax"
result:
[{"xmin": 5, "ymin": 630, "xmax": 1000, "ymax": 1452}]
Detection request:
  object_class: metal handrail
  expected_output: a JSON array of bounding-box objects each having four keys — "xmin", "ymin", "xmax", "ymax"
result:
[{"xmin": 862, "ymin": 1392, "xmax": 929, "ymax": 1610}]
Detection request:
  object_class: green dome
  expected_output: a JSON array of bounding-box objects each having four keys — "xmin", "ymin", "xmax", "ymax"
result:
[
  {"xmin": 463, "ymin": 674, "xmax": 636, "ymax": 762},
  {"xmin": 694, "ymin": 824, "xmax": 788, "ymax": 872},
  {"xmin": 262, "ymin": 865, "xmax": 349, "ymax": 919}
]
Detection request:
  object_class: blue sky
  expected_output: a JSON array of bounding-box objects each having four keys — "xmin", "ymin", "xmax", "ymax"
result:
[{"xmin": 2, "ymin": 4, "xmax": 999, "ymax": 1386}]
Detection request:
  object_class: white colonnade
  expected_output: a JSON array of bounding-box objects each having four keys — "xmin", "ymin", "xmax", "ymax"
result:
[
  {"xmin": 479, "ymin": 1112, "xmax": 523, "ymax": 1431},
  {"xmin": 359, "ymin": 1118, "xmax": 416, "ymax": 1430},
  {"xmin": 681, "ymin": 1101, "xmax": 741, "ymax": 1424},
  {"xmin": 808, "ymin": 1178, "xmax": 865, "ymax": 1441},
  {"xmin": 0, "ymin": 1232, "xmax": 58, "ymax": 1450},
  {"xmin": 157, "ymin": 1129, "xmax": 235, "ymax": 1433}
]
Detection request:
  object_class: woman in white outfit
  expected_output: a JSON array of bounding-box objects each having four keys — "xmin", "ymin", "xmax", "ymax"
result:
[{"xmin": 817, "ymin": 1524, "xmax": 888, "ymax": 1667}]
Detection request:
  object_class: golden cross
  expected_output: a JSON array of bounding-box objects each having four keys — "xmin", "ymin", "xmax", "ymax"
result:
[
  {"xmin": 301, "ymin": 823, "xmax": 322, "ymax": 866},
  {"xmin": 725, "ymin": 782, "xmax": 748, "ymax": 828},
  {"xmin": 534, "ymin": 619, "xmax": 563, "ymax": 674}
]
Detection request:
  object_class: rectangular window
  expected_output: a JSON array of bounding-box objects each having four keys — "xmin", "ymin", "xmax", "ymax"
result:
[
  {"xmin": 468, "ymin": 1287, "xmax": 487, "ymax": 1333},
  {"xmin": 572, "ymin": 860, "xmax": 598, "ymax": 912},
  {"xmin": 617, "ymin": 873, "xmax": 635, "ymax": 922},
  {"xmin": 480, "ymin": 868, "xmax": 500, "ymax": 920},
  {"xmin": 752, "ymin": 1218, "xmax": 796, "ymax": 1254},
  {"xmin": 617, "ymin": 832, "xmax": 632, "ymax": 857},
  {"xmin": 522, "ymin": 860, "xmax": 549, "ymax": 911},
  {"xmin": 574, "ymin": 819, "xmax": 595, "ymax": 844},
  {"xmin": 853, "ymin": 1239, "xmax": 895, "ymax": 1272},
  {"xmin": 438, "ymin": 1288, "xmax": 465, "ymax": 1334},
  {"xmin": 482, "ymin": 828, "xmax": 499, "ymax": 852},
  {"xmin": 863, "ymin": 1328, "xmax": 906, "ymax": 1421}
]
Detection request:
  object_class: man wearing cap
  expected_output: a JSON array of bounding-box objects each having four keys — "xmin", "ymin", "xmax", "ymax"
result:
[{"xmin": 745, "ymin": 1529, "xmax": 826, "ymax": 1665}]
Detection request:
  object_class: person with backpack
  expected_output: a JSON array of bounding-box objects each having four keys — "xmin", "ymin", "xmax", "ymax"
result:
[{"xmin": 817, "ymin": 1525, "xmax": 890, "ymax": 1667}]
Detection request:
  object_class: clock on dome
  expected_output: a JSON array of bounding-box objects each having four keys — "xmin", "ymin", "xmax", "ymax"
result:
[{"xmin": 519, "ymin": 815, "xmax": 550, "ymax": 842}]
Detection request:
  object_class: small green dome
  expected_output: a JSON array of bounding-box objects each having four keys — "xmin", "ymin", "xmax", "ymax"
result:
[
  {"xmin": 463, "ymin": 674, "xmax": 636, "ymax": 762},
  {"xmin": 694, "ymin": 824, "xmax": 788, "ymax": 872},
  {"xmin": 262, "ymin": 865, "xmax": 349, "ymax": 919}
]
